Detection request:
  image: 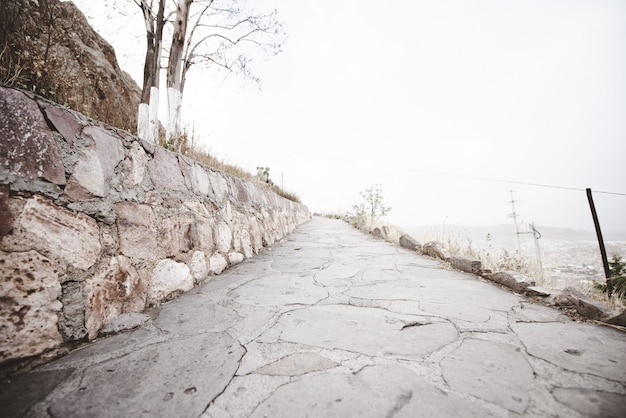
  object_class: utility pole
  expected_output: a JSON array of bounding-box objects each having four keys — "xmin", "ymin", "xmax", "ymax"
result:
[
  {"xmin": 508, "ymin": 191, "xmax": 543, "ymax": 276},
  {"xmin": 586, "ymin": 188, "xmax": 610, "ymax": 281},
  {"xmin": 530, "ymin": 222, "xmax": 543, "ymax": 277},
  {"xmin": 509, "ymin": 190, "xmax": 521, "ymax": 253}
]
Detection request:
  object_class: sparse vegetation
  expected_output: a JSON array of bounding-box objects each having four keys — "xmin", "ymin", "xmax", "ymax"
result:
[
  {"xmin": 428, "ymin": 228, "xmax": 542, "ymax": 283},
  {"xmin": 593, "ymin": 255, "xmax": 626, "ymax": 303},
  {"xmin": 314, "ymin": 212, "xmax": 344, "ymax": 220},
  {"xmin": 348, "ymin": 184, "xmax": 392, "ymax": 230},
  {"xmin": 160, "ymin": 130, "xmax": 300, "ymax": 203}
]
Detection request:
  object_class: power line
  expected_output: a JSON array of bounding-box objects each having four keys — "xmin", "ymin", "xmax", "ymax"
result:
[
  {"xmin": 382, "ymin": 164, "xmax": 626, "ymax": 197},
  {"xmin": 212, "ymin": 141, "xmax": 626, "ymax": 197}
]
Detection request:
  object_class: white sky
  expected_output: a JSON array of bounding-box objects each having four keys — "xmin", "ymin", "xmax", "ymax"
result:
[{"xmin": 75, "ymin": 0, "xmax": 626, "ymax": 233}]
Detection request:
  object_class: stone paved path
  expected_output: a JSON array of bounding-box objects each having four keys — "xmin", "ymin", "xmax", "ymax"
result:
[{"xmin": 2, "ymin": 217, "xmax": 626, "ymax": 417}]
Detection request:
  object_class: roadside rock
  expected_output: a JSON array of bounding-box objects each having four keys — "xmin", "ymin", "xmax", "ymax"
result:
[
  {"xmin": 421, "ymin": 241, "xmax": 449, "ymax": 261},
  {"xmin": 607, "ymin": 310, "xmax": 626, "ymax": 327},
  {"xmin": 449, "ymin": 255, "xmax": 481, "ymax": 274},
  {"xmin": 554, "ymin": 287, "xmax": 613, "ymax": 322},
  {"xmin": 483, "ymin": 271, "xmax": 535, "ymax": 293},
  {"xmin": 399, "ymin": 233, "xmax": 421, "ymax": 252}
]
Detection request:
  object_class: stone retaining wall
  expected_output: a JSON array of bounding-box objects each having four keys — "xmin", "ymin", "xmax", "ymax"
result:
[{"xmin": 0, "ymin": 86, "xmax": 310, "ymax": 364}]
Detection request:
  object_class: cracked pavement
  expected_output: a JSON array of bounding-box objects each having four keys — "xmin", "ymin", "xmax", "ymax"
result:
[{"xmin": 2, "ymin": 217, "xmax": 626, "ymax": 417}]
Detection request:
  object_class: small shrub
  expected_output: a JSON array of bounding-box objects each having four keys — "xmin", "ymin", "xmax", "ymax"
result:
[
  {"xmin": 593, "ymin": 255, "xmax": 626, "ymax": 302},
  {"xmin": 348, "ymin": 184, "xmax": 391, "ymax": 230}
]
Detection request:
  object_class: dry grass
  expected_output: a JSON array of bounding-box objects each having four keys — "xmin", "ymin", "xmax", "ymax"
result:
[{"xmin": 161, "ymin": 131, "xmax": 301, "ymax": 203}]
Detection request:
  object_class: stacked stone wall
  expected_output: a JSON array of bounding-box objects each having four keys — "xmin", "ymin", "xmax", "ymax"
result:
[{"xmin": 0, "ymin": 86, "xmax": 310, "ymax": 364}]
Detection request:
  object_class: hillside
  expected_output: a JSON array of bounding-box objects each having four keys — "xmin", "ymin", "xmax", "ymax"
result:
[{"xmin": 0, "ymin": 0, "xmax": 140, "ymax": 131}]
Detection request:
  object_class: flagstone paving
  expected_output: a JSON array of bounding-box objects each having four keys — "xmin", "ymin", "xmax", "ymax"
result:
[{"xmin": 2, "ymin": 217, "xmax": 625, "ymax": 417}]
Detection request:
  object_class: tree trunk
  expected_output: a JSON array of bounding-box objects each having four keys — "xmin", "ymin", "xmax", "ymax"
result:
[
  {"xmin": 166, "ymin": 0, "xmax": 192, "ymax": 144},
  {"xmin": 137, "ymin": 0, "xmax": 165, "ymax": 143}
]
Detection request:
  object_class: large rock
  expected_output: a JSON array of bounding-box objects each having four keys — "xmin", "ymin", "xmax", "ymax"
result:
[
  {"xmin": 421, "ymin": 241, "xmax": 449, "ymax": 261},
  {"xmin": 607, "ymin": 309, "xmax": 626, "ymax": 327},
  {"xmin": 214, "ymin": 221, "xmax": 233, "ymax": 254},
  {"xmin": 249, "ymin": 216, "xmax": 263, "ymax": 254},
  {"xmin": 188, "ymin": 250, "xmax": 208, "ymax": 284},
  {"xmin": 0, "ymin": 0, "xmax": 140, "ymax": 131},
  {"xmin": 0, "ymin": 87, "xmax": 66, "ymax": 185},
  {"xmin": 115, "ymin": 202, "xmax": 157, "ymax": 260},
  {"xmin": 449, "ymin": 255, "xmax": 482, "ymax": 274},
  {"xmin": 64, "ymin": 126, "xmax": 125, "ymax": 200},
  {"xmin": 147, "ymin": 147, "xmax": 186, "ymax": 193},
  {"xmin": 0, "ymin": 250, "xmax": 63, "ymax": 362},
  {"xmin": 208, "ymin": 171, "xmax": 229, "ymax": 202},
  {"xmin": 399, "ymin": 233, "xmax": 421, "ymax": 251},
  {"xmin": 84, "ymin": 256, "xmax": 145, "ymax": 339},
  {"xmin": 43, "ymin": 104, "xmax": 82, "ymax": 145},
  {"xmin": 159, "ymin": 214, "xmax": 198, "ymax": 257},
  {"xmin": 148, "ymin": 259, "xmax": 193, "ymax": 304},
  {"xmin": 208, "ymin": 253, "xmax": 228, "ymax": 275},
  {"xmin": 483, "ymin": 271, "xmax": 535, "ymax": 293},
  {"xmin": 120, "ymin": 142, "xmax": 149, "ymax": 188},
  {"xmin": 12, "ymin": 195, "xmax": 101, "ymax": 270},
  {"xmin": 554, "ymin": 287, "xmax": 613, "ymax": 322},
  {"xmin": 189, "ymin": 163, "xmax": 210, "ymax": 196}
]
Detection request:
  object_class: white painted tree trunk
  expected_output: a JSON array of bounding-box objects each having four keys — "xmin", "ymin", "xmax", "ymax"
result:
[
  {"xmin": 166, "ymin": 86, "xmax": 182, "ymax": 143},
  {"xmin": 137, "ymin": 103, "xmax": 150, "ymax": 141},
  {"xmin": 137, "ymin": 88, "xmax": 160, "ymax": 144},
  {"xmin": 148, "ymin": 86, "xmax": 159, "ymax": 143},
  {"xmin": 166, "ymin": 0, "xmax": 191, "ymax": 143}
]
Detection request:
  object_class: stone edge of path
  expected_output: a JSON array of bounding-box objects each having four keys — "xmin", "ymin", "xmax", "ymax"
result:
[{"xmin": 357, "ymin": 220, "xmax": 626, "ymax": 329}]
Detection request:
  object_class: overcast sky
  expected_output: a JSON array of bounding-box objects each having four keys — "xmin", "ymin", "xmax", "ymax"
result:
[{"xmin": 75, "ymin": 0, "xmax": 626, "ymax": 234}]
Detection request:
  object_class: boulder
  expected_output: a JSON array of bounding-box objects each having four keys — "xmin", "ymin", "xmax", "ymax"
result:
[
  {"xmin": 554, "ymin": 287, "xmax": 613, "ymax": 322},
  {"xmin": 525, "ymin": 286, "xmax": 551, "ymax": 297},
  {"xmin": 483, "ymin": 271, "xmax": 535, "ymax": 293},
  {"xmin": 449, "ymin": 256, "xmax": 482, "ymax": 274},
  {"xmin": 607, "ymin": 310, "xmax": 626, "ymax": 327},
  {"xmin": 399, "ymin": 234, "xmax": 421, "ymax": 252},
  {"xmin": 421, "ymin": 241, "xmax": 449, "ymax": 261},
  {"xmin": 0, "ymin": 0, "xmax": 140, "ymax": 131}
]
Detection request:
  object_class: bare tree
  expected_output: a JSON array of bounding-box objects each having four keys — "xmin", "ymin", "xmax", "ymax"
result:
[
  {"xmin": 135, "ymin": 0, "xmax": 165, "ymax": 143},
  {"xmin": 164, "ymin": 0, "xmax": 285, "ymax": 144},
  {"xmin": 165, "ymin": 0, "xmax": 192, "ymax": 144}
]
